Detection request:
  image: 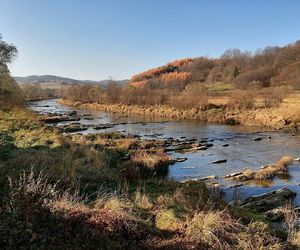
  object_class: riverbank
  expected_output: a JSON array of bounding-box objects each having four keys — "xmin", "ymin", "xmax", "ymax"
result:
[
  {"xmin": 58, "ymin": 99, "xmax": 300, "ymax": 130},
  {"xmin": 2, "ymin": 108, "xmax": 298, "ymax": 249}
]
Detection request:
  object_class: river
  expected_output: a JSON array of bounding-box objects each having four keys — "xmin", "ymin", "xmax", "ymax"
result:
[{"xmin": 28, "ymin": 99, "xmax": 300, "ymax": 204}]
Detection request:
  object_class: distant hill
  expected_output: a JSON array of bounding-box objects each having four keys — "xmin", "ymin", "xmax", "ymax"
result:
[
  {"xmin": 14, "ymin": 75, "xmax": 129, "ymax": 87},
  {"xmin": 129, "ymin": 40, "xmax": 300, "ymax": 90}
]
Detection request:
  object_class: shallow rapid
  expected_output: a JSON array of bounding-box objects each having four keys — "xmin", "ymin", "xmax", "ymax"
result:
[{"xmin": 28, "ymin": 99, "xmax": 300, "ymax": 204}]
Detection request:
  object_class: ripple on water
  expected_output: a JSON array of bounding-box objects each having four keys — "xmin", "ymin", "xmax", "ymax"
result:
[{"xmin": 29, "ymin": 99, "xmax": 300, "ymax": 204}]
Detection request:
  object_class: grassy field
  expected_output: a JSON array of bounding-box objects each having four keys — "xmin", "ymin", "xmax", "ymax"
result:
[{"xmin": 0, "ymin": 108, "xmax": 294, "ymax": 249}]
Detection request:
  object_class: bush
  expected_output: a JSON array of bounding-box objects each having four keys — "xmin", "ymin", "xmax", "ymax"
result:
[
  {"xmin": 227, "ymin": 90, "xmax": 255, "ymax": 110},
  {"xmin": 186, "ymin": 210, "xmax": 241, "ymax": 248},
  {"xmin": 258, "ymin": 87, "xmax": 286, "ymax": 108}
]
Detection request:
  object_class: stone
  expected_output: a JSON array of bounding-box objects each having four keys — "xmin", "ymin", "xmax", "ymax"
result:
[
  {"xmin": 212, "ymin": 159, "xmax": 227, "ymax": 164},
  {"xmin": 169, "ymin": 157, "xmax": 188, "ymax": 164},
  {"xmin": 237, "ymin": 188, "xmax": 296, "ymax": 212},
  {"xmin": 93, "ymin": 124, "xmax": 114, "ymax": 130},
  {"xmin": 198, "ymin": 175, "xmax": 216, "ymax": 181},
  {"xmin": 223, "ymin": 172, "xmax": 243, "ymax": 178},
  {"xmin": 265, "ymin": 208, "xmax": 285, "ymax": 222}
]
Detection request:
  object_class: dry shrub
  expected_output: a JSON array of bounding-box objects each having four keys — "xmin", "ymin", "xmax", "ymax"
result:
[
  {"xmin": 160, "ymin": 72, "xmax": 192, "ymax": 91},
  {"xmin": 5, "ymin": 170, "xmax": 58, "ymax": 219},
  {"xmin": 186, "ymin": 210, "xmax": 241, "ymax": 248},
  {"xmin": 186, "ymin": 210, "xmax": 282, "ymax": 249},
  {"xmin": 92, "ymin": 189, "xmax": 133, "ymax": 216},
  {"xmin": 129, "ymin": 80, "xmax": 148, "ymax": 88},
  {"xmin": 130, "ymin": 149, "xmax": 169, "ymax": 169},
  {"xmin": 259, "ymin": 87, "xmax": 286, "ymax": 108},
  {"xmin": 169, "ymin": 93, "xmax": 208, "ymax": 110},
  {"xmin": 234, "ymin": 65, "xmax": 275, "ymax": 88},
  {"xmin": 232, "ymin": 156, "xmax": 293, "ymax": 181},
  {"xmin": 255, "ymin": 165, "xmax": 278, "ymax": 180},
  {"xmin": 135, "ymin": 188, "xmax": 152, "ymax": 210},
  {"xmin": 290, "ymin": 231, "xmax": 300, "ymax": 248},
  {"xmin": 237, "ymin": 221, "xmax": 283, "ymax": 250},
  {"xmin": 232, "ymin": 169, "xmax": 255, "ymax": 181},
  {"xmin": 2, "ymin": 171, "xmax": 146, "ymax": 249},
  {"xmin": 155, "ymin": 209, "xmax": 182, "ymax": 232},
  {"xmin": 256, "ymin": 155, "xmax": 293, "ymax": 180},
  {"xmin": 122, "ymin": 149, "xmax": 169, "ymax": 179},
  {"xmin": 156, "ymin": 194, "xmax": 176, "ymax": 210},
  {"xmin": 284, "ymin": 203, "xmax": 298, "ymax": 242},
  {"xmin": 227, "ymin": 90, "xmax": 255, "ymax": 110},
  {"xmin": 155, "ymin": 188, "xmax": 188, "ymax": 212},
  {"xmin": 276, "ymin": 155, "xmax": 293, "ymax": 171}
]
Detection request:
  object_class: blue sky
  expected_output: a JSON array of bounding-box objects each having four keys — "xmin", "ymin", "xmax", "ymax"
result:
[{"xmin": 1, "ymin": 0, "xmax": 300, "ymax": 80}]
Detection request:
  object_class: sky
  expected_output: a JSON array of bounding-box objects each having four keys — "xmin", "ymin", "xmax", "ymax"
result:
[{"xmin": 1, "ymin": 0, "xmax": 300, "ymax": 80}]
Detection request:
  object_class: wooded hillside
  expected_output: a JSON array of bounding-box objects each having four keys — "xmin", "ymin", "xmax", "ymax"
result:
[{"xmin": 130, "ymin": 41, "xmax": 300, "ymax": 91}]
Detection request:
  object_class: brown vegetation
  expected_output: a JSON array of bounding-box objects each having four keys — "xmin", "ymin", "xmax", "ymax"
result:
[
  {"xmin": 21, "ymin": 83, "xmax": 58, "ymax": 101},
  {"xmin": 230, "ymin": 156, "xmax": 294, "ymax": 182},
  {"xmin": 59, "ymin": 40, "xmax": 300, "ymax": 130},
  {"xmin": 0, "ymin": 110, "xmax": 293, "ymax": 249}
]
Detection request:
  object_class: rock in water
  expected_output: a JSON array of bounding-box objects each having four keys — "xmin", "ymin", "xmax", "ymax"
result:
[
  {"xmin": 237, "ymin": 188, "xmax": 296, "ymax": 212},
  {"xmin": 212, "ymin": 159, "xmax": 227, "ymax": 164}
]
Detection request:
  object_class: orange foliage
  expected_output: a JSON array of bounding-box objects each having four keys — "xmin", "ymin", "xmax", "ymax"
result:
[
  {"xmin": 161, "ymin": 72, "xmax": 191, "ymax": 85},
  {"xmin": 131, "ymin": 58, "xmax": 194, "ymax": 82},
  {"xmin": 170, "ymin": 58, "xmax": 194, "ymax": 68},
  {"xmin": 129, "ymin": 80, "xmax": 148, "ymax": 88}
]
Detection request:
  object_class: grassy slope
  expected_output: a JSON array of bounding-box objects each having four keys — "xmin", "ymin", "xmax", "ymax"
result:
[{"xmin": 0, "ymin": 109, "xmax": 294, "ymax": 249}]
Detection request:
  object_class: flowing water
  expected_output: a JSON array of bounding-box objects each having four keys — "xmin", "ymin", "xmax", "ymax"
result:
[{"xmin": 28, "ymin": 99, "xmax": 300, "ymax": 204}]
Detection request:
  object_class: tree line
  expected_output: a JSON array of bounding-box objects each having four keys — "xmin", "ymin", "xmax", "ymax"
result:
[{"xmin": 61, "ymin": 40, "xmax": 300, "ymax": 110}]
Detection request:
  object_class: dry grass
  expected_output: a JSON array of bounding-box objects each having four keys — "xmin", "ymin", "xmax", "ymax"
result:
[
  {"xmin": 186, "ymin": 210, "xmax": 241, "ymax": 248},
  {"xmin": 237, "ymin": 221, "xmax": 283, "ymax": 250},
  {"xmin": 276, "ymin": 155, "xmax": 293, "ymax": 171},
  {"xmin": 122, "ymin": 149, "xmax": 170, "ymax": 179},
  {"xmin": 62, "ymin": 94, "xmax": 300, "ymax": 129},
  {"xmin": 255, "ymin": 165, "xmax": 278, "ymax": 180},
  {"xmin": 283, "ymin": 203, "xmax": 298, "ymax": 242},
  {"xmin": 230, "ymin": 156, "xmax": 294, "ymax": 182},
  {"xmin": 130, "ymin": 149, "xmax": 170, "ymax": 169},
  {"xmin": 255, "ymin": 155, "xmax": 293, "ymax": 180},
  {"xmin": 135, "ymin": 188, "xmax": 153, "ymax": 210},
  {"xmin": 290, "ymin": 231, "xmax": 300, "ymax": 248},
  {"xmin": 155, "ymin": 209, "xmax": 182, "ymax": 232},
  {"xmin": 232, "ymin": 168, "xmax": 255, "ymax": 181}
]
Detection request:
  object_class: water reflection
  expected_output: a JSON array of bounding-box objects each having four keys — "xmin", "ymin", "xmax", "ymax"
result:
[{"xmin": 28, "ymin": 99, "xmax": 300, "ymax": 204}]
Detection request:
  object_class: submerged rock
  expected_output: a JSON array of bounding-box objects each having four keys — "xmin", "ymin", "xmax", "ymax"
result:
[
  {"xmin": 212, "ymin": 159, "xmax": 227, "ymax": 164},
  {"xmin": 198, "ymin": 175, "xmax": 216, "ymax": 181},
  {"xmin": 237, "ymin": 188, "xmax": 296, "ymax": 212},
  {"xmin": 58, "ymin": 123, "xmax": 89, "ymax": 133},
  {"xmin": 229, "ymin": 183, "xmax": 243, "ymax": 188},
  {"xmin": 223, "ymin": 172, "xmax": 243, "ymax": 178},
  {"xmin": 93, "ymin": 124, "xmax": 114, "ymax": 130},
  {"xmin": 69, "ymin": 111, "xmax": 77, "ymax": 116},
  {"xmin": 265, "ymin": 208, "xmax": 286, "ymax": 222},
  {"xmin": 169, "ymin": 157, "xmax": 188, "ymax": 164},
  {"xmin": 83, "ymin": 117, "xmax": 94, "ymax": 120},
  {"xmin": 40, "ymin": 115, "xmax": 81, "ymax": 123}
]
